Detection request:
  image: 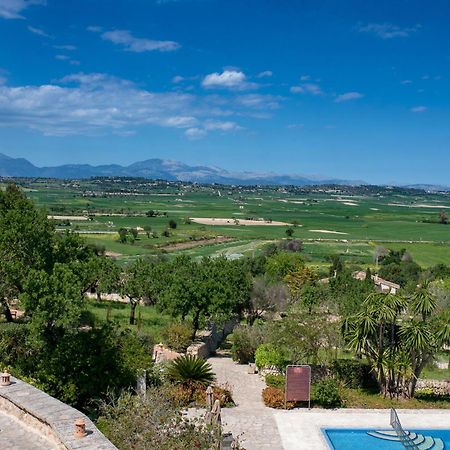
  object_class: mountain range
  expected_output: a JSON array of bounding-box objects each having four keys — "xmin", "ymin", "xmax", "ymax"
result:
[{"xmin": 0, "ymin": 153, "xmax": 364, "ymax": 186}]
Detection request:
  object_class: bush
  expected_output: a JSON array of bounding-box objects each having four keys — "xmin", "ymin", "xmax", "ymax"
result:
[
  {"xmin": 255, "ymin": 344, "xmax": 290, "ymax": 372},
  {"xmin": 265, "ymin": 374, "xmax": 286, "ymax": 389},
  {"xmin": 312, "ymin": 378, "xmax": 342, "ymax": 408},
  {"xmin": 99, "ymin": 387, "xmax": 221, "ymax": 450},
  {"xmin": 230, "ymin": 324, "xmax": 265, "ymax": 364},
  {"xmin": 161, "ymin": 322, "xmax": 192, "ymax": 353},
  {"xmin": 262, "ymin": 386, "xmax": 294, "ymax": 409},
  {"xmin": 331, "ymin": 359, "xmax": 375, "ymax": 389}
]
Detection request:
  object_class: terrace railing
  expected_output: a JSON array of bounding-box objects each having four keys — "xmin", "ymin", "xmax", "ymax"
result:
[{"xmin": 390, "ymin": 408, "xmax": 419, "ymax": 450}]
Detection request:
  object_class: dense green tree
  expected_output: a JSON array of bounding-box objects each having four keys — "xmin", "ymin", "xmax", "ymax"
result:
[
  {"xmin": 159, "ymin": 256, "xmax": 251, "ymax": 339},
  {"xmin": 0, "ymin": 184, "xmax": 54, "ymax": 321},
  {"xmin": 265, "ymin": 251, "xmax": 304, "ymax": 280}
]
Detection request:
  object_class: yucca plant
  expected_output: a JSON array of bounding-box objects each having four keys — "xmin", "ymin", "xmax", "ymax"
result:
[{"xmin": 166, "ymin": 354, "xmax": 215, "ymax": 387}]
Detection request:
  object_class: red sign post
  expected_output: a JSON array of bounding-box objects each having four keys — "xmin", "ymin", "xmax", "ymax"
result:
[{"xmin": 285, "ymin": 365, "xmax": 311, "ymax": 409}]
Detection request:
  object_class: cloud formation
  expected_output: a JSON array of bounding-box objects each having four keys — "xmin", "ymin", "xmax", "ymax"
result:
[
  {"xmin": 358, "ymin": 23, "xmax": 420, "ymax": 39},
  {"xmin": 28, "ymin": 25, "xmax": 52, "ymax": 38},
  {"xmin": 410, "ymin": 106, "xmax": 427, "ymax": 113},
  {"xmin": 335, "ymin": 91, "xmax": 364, "ymax": 103},
  {"xmin": 290, "ymin": 83, "xmax": 323, "ymax": 96},
  {"xmin": 0, "ymin": 72, "xmax": 274, "ymax": 137},
  {"xmin": 89, "ymin": 27, "xmax": 180, "ymax": 52},
  {"xmin": 202, "ymin": 70, "xmax": 256, "ymax": 90},
  {"xmin": 0, "ymin": 0, "xmax": 45, "ymax": 19},
  {"xmin": 257, "ymin": 70, "xmax": 273, "ymax": 78}
]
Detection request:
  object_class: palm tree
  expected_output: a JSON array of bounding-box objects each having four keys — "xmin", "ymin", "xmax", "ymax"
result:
[{"xmin": 342, "ymin": 288, "xmax": 445, "ymax": 399}]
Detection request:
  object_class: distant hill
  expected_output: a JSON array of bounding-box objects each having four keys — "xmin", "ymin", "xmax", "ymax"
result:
[
  {"xmin": 0, "ymin": 152, "xmax": 365, "ymax": 186},
  {"xmin": 404, "ymin": 184, "xmax": 450, "ymax": 192}
]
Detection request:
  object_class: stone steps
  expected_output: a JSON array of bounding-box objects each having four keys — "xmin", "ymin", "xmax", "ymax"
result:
[{"xmin": 367, "ymin": 430, "xmax": 445, "ymax": 449}]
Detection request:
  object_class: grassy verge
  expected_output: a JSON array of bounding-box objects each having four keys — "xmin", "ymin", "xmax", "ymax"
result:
[
  {"xmin": 87, "ymin": 300, "xmax": 173, "ymax": 340},
  {"xmin": 341, "ymin": 388, "xmax": 450, "ymax": 409}
]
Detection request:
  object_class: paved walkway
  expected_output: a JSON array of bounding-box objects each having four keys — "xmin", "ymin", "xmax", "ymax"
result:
[
  {"xmin": 209, "ymin": 356, "xmax": 284, "ymax": 450},
  {"xmin": 0, "ymin": 411, "xmax": 58, "ymax": 450}
]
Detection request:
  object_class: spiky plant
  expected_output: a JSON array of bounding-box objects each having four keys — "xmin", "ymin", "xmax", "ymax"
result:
[{"xmin": 166, "ymin": 354, "xmax": 215, "ymax": 387}]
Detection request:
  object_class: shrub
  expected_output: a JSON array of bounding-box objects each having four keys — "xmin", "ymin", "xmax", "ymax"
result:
[
  {"xmin": 99, "ymin": 387, "xmax": 221, "ymax": 450},
  {"xmin": 192, "ymin": 382, "xmax": 234, "ymax": 408},
  {"xmin": 265, "ymin": 374, "xmax": 286, "ymax": 389},
  {"xmin": 230, "ymin": 324, "xmax": 265, "ymax": 364},
  {"xmin": 262, "ymin": 386, "xmax": 294, "ymax": 409},
  {"xmin": 169, "ymin": 220, "xmax": 177, "ymax": 229},
  {"xmin": 255, "ymin": 344, "xmax": 290, "ymax": 372},
  {"xmin": 161, "ymin": 322, "xmax": 192, "ymax": 353},
  {"xmin": 312, "ymin": 378, "xmax": 342, "ymax": 408},
  {"xmin": 166, "ymin": 355, "xmax": 214, "ymax": 387},
  {"xmin": 331, "ymin": 359, "xmax": 375, "ymax": 389}
]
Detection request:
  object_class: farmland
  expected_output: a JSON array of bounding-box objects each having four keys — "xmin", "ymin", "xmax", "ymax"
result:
[{"xmin": 6, "ymin": 177, "xmax": 450, "ymax": 267}]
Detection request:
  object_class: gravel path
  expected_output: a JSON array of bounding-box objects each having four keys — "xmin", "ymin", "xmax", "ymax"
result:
[{"xmin": 208, "ymin": 356, "xmax": 284, "ymax": 450}]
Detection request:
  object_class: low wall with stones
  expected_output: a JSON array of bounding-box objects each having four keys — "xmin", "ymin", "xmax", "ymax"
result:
[
  {"xmin": 416, "ymin": 379, "xmax": 450, "ymax": 396},
  {"xmin": 0, "ymin": 376, "xmax": 117, "ymax": 449},
  {"xmin": 187, "ymin": 319, "xmax": 239, "ymax": 359}
]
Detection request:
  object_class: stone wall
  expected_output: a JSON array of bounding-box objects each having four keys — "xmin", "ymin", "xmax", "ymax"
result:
[
  {"xmin": 0, "ymin": 376, "xmax": 117, "ymax": 449},
  {"xmin": 187, "ymin": 319, "xmax": 238, "ymax": 359},
  {"xmin": 153, "ymin": 318, "xmax": 238, "ymax": 362},
  {"xmin": 416, "ymin": 379, "xmax": 450, "ymax": 396}
]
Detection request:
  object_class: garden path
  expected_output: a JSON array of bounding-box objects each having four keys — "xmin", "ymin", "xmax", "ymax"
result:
[{"xmin": 208, "ymin": 355, "xmax": 284, "ymax": 450}]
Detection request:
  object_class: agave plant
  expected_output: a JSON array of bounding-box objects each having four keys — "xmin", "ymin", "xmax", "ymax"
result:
[{"xmin": 166, "ymin": 354, "xmax": 215, "ymax": 387}]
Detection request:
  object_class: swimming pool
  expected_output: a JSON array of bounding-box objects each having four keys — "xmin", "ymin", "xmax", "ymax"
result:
[{"xmin": 324, "ymin": 428, "xmax": 450, "ymax": 449}]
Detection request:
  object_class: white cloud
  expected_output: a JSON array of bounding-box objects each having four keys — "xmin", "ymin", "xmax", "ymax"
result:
[
  {"xmin": 0, "ymin": 72, "xmax": 272, "ymax": 137},
  {"xmin": 0, "ymin": 0, "xmax": 45, "ymax": 19},
  {"xmin": 202, "ymin": 70, "xmax": 256, "ymax": 90},
  {"xmin": 55, "ymin": 54, "xmax": 69, "ymax": 61},
  {"xmin": 401, "ymin": 79, "xmax": 413, "ymax": 84},
  {"xmin": 290, "ymin": 83, "xmax": 323, "ymax": 96},
  {"xmin": 28, "ymin": 25, "xmax": 52, "ymax": 38},
  {"xmin": 234, "ymin": 94, "xmax": 281, "ymax": 110},
  {"xmin": 184, "ymin": 127, "xmax": 207, "ymax": 139},
  {"xmin": 204, "ymin": 120, "xmax": 241, "ymax": 131},
  {"xmin": 287, "ymin": 123, "xmax": 304, "ymax": 129},
  {"xmin": 357, "ymin": 23, "xmax": 420, "ymax": 39},
  {"xmin": 257, "ymin": 70, "xmax": 272, "ymax": 78},
  {"xmin": 87, "ymin": 25, "xmax": 103, "ymax": 32},
  {"xmin": 410, "ymin": 106, "xmax": 427, "ymax": 113},
  {"xmin": 90, "ymin": 28, "xmax": 180, "ymax": 52},
  {"xmin": 172, "ymin": 75, "xmax": 184, "ymax": 83},
  {"xmin": 53, "ymin": 44, "xmax": 77, "ymax": 51},
  {"xmin": 335, "ymin": 91, "xmax": 364, "ymax": 103},
  {"xmin": 300, "ymin": 75, "xmax": 310, "ymax": 81}
]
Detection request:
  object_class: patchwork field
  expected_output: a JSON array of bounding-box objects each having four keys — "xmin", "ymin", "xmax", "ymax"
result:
[{"xmin": 7, "ymin": 178, "xmax": 450, "ymax": 267}]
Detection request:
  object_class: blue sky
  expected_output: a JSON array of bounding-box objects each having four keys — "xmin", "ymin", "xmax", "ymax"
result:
[{"xmin": 0, "ymin": 0, "xmax": 449, "ymax": 184}]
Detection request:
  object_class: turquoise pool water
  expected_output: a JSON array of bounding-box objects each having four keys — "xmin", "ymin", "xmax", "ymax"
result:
[{"xmin": 324, "ymin": 429, "xmax": 450, "ymax": 449}]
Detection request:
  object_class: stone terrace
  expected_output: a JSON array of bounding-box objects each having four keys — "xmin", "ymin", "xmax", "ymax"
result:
[{"xmin": 0, "ymin": 376, "xmax": 116, "ymax": 450}]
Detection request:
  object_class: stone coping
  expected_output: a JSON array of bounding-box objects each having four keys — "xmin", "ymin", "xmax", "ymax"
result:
[{"xmin": 0, "ymin": 376, "xmax": 117, "ymax": 450}]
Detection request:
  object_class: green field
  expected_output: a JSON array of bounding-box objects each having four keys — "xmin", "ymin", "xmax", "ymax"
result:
[{"xmin": 8, "ymin": 178, "xmax": 450, "ymax": 267}]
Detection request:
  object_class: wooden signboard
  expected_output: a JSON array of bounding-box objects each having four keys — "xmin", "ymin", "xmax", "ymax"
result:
[{"xmin": 285, "ymin": 365, "xmax": 311, "ymax": 408}]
